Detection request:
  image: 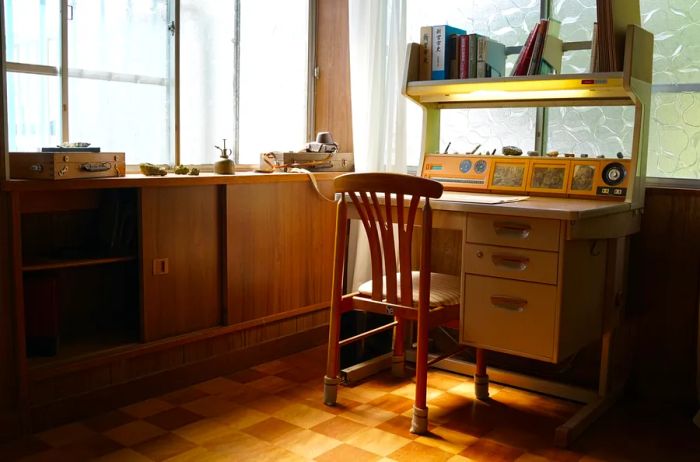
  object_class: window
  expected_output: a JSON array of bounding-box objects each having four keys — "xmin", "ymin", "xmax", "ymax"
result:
[
  {"xmin": 405, "ymin": 0, "xmax": 700, "ymax": 181},
  {"xmin": 3, "ymin": 0, "xmax": 312, "ymax": 167}
]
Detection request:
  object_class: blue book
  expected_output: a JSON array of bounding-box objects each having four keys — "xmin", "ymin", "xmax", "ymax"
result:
[{"xmin": 431, "ymin": 25, "xmax": 466, "ymax": 80}]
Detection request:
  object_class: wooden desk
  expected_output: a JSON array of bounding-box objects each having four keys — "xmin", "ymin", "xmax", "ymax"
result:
[{"xmin": 356, "ymin": 192, "xmax": 640, "ymax": 447}]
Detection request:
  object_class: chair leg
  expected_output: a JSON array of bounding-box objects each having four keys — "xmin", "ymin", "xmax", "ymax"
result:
[
  {"xmin": 391, "ymin": 318, "xmax": 405, "ymax": 377},
  {"xmin": 324, "ymin": 300, "xmax": 342, "ymax": 406},
  {"xmin": 411, "ymin": 315, "xmax": 429, "ymax": 434},
  {"xmin": 474, "ymin": 348, "xmax": 489, "ymax": 400}
]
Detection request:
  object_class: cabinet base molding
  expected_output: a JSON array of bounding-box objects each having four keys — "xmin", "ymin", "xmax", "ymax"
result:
[
  {"xmin": 0, "ymin": 411, "xmax": 23, "ymax": 442},
  {"xmin": 28, "ymin": 325, "xmax": 328, "ymax": 432}
]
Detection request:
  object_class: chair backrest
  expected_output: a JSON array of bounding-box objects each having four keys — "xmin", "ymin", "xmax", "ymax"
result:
[{"xmin": 332, "ymin": 173, "xmax": 443, "ymax": 308}]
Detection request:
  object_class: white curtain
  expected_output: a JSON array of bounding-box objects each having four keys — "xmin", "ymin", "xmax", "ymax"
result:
[
  {"xmin": 348, "ymin": 0, "xmax": 408, "ymax": 289},
  {"xmin": 348, "ymin": 0, "xmax": 408, "ymax": 174}
]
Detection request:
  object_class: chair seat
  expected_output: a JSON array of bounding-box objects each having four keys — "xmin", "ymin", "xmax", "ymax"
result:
[{"xmin": 358, "ymin": 271, "xmax": 461, "ymax": 307}]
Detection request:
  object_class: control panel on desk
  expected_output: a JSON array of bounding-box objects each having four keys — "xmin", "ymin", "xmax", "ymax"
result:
[{"xmin": 421, "ymin": 154, "xmax": 630, "ymax": 200}]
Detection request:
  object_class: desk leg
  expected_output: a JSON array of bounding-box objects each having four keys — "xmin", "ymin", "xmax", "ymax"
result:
[
  {"xmin": 474, "ymin": 348, "xmax": 490, "ymax": 400},
  {"xmin": 555, "ymin": 237, "xmax": 629, "ymax": 447}
]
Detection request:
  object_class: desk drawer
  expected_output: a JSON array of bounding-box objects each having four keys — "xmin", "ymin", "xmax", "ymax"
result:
[
  {"xmin": 467, "ymin": 214, "xmax": 560, "ymax": 251},
  {"xmin": 462, "ymin": 275, "xmax": 556, "ymax": 361},
  {"xmin": 464, "ymin": 244, "xmax": 558, "ymax": 284}
]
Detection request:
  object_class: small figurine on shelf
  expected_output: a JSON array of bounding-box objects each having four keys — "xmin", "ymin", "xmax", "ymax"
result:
[{"xmin": 214, "ymin": 139, "xmax": 235, "ymax": 175}]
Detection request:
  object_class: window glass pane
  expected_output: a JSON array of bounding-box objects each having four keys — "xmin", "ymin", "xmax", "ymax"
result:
[
  {"xmin": 68, "ymin": 0, "xmax": 168, "ymax": 77},
  {"xmin": 547, "ymin": 105, "xmax": 634, "ymax": 156},
  {"xmin": 406, "ymin": 1, "xmax": 539, "ymax": 165},
  {"xmin": 6, "ymin": 72, "xmax": 61, "ymax": 151},
  {"xmin": 647, "ymin": 92, "xmax": 700, "ymax": 178},
  {"xmin": 69, "ymin": 78, "xmax": 169, "ymax": 164},
  {"xmin": 67, "ymin": 0, "xmax": 171, "ymax": 164},
  {"xmin": 238, "ymin": 0, "xmax": 309, "ymax": 164},
  {"xmin": 180, "ymin": 0, "xmax": 235, "ymax": 166},
  {"xmin": 551, "ymin": 0, "xmax": 700, "ymax": 179},
  {"xmin": 4, "ymin": 0, "xmax": 60, "ymax": 66}
]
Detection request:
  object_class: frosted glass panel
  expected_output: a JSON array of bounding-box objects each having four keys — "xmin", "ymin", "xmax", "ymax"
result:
[
  {"xmin": 551, "ymin": 0, "xmax": 700, "ymax": 179},
  {"xmin": 180, "ymin": 0, "xmax": 235, "ymax": 165},
  {"xmin": 70, "ymin": 78, "xmax": 169, "ymax": 165},
  {"xmin": 238, "ymin": 0, "xmax": 309, "ymax": 164},
  {"xmin": 441, "ymin": 108, "xmax": 537, "ymax": 154},
  {"xmin": 6, "ymin": 73, "xmax": 61, "ymax": 151},
  {"xmin": 4, "ymin": 0, "xmax": 61, "ymax": 66},
  {"xmin": 406, "ymin": 0, "xmax": 539, "ymax": 164},
  {"xmin": 547, "ymin": 106, "xmax": 634, "ymax": 156},
  {"xmin": 647, "ymin": 92, "xmax": 700, "ymax": 178}
]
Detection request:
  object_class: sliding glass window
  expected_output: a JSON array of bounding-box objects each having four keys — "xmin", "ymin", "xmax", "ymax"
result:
[{"xmin": 3, "ymin": 0, "xmax": 312, "ymax": 167}]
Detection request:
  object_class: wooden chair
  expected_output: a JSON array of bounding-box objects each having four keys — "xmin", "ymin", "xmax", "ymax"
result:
[{"xmin": 323, "ymin": 172, "xmax": 461, "ymax": 434}]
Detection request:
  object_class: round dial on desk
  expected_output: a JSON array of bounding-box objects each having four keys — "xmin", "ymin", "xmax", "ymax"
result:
[
  {"xmin": 474, "ymin": 159, "xmax": 487, "ymax": 174},
  {"xmin": 602, "ymin": 162, "xmax": 626, "ymax": 186},
  {"xmin": 459, "ymin": 159, "xmax": 472, "ymax": 173}
]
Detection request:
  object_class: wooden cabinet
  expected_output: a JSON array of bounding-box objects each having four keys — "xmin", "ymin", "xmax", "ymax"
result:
[
  {"xmin": 17, "ymin": 189, "xmax": 140, "ymax": 363},
  {"xmin": 1, "ymin": 174, "xmax": 337, "ymax": 432},
  {"xmin": 140, "ymin": 186, "xmax": 223, "ymax": 341}
]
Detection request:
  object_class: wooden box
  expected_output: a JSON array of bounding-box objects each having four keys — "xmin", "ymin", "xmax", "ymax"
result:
[
  {"xmin": 261, "ymin": 151, "xmax": 354, "ymax": 172},
  {"xmin": 10, "ymin": 152, "xmax": 126, "ymax": 180}
]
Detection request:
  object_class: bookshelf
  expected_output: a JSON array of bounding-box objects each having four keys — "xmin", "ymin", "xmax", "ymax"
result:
[{"xmin": 403, "ymin": 24, "xmax": 653, "ymax": 208}]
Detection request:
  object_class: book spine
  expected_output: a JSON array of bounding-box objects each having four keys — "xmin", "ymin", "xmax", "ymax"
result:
[
  {"xmin": 419, "ymin": 26, "xmax": 433, "ymax": 80},
  {"xmin": 476, "ymin": 36, "xmax": 487, "ymax": 78},
  {"xmin": 432, "ymin": 26, "xmax": 447, "ymax": 80},
  {"xmin": 448, "ymin": 34, "xmax": 459, "ymax": 79},
  {"xmin": 468, "ymin": 34, "xmax": 478, "ymax": 78},
  {"xmin": 519, "ymin": 23, "xmax": 541, "ymax": 76},
  {"xmin": 458, "ymin": 35, "xmax": 468, "ymax": 79}
]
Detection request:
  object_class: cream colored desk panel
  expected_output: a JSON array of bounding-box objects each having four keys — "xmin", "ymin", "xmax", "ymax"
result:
[{"xmin": 460, "ymin": 212, "xmax": 607, "ymax": 363}]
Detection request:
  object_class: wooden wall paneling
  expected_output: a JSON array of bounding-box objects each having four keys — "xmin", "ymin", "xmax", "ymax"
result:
[
  {"xmin": 315, "ymin": 0, "xmax": 353, "ymax": 152},
  {"xmin": 628, "ymin": 188, "xmax": 700, "ymax": 406},
  {"xmin": 226, "ymin": 180, "xmax": 335, "ymax": 326},
  {"xmin": 140, "ymin": 186, "xmax": 223, "ymax": 341}
]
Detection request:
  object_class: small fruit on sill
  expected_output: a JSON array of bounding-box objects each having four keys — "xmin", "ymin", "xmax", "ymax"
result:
[{"xmin": 174, "ymin": 165, "xmax": 190, "ymax": 175}]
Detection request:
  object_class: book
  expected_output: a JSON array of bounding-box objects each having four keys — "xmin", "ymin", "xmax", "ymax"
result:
[
  {"xmin": 540, "ymin": 19, "xmax": 562, "ymax": 74},
  {"xmin": 527, "ymin": 20, "xmax": 548, "ymax": 75},
  {"xmin": 511, "ymin": 24, "xmax": 539, "ymax": 76},
  {"xmin": 419, "ymin": 26, "xmax": 433, "ymax": 80},
  {"xmin": 467, "ymin": 33, "xmax": 484, "ymax": 78},
  {"xmin": 476, "ymin": 37, "xmax": 506, "ymax": 78},
  {"xmin": 458, "ymin": 34, "xmax": 469, "ymax": 79},
  {"xmin": 448, "ymin": 34, "xmax": 460, "ymax": 79},
  {"xmin": 590, "ymin": 22, "xmax": 598, "ymax": 72},
  {"xmin": 431, "ymin": 25, "xmax": 466, "ymax": 80}
]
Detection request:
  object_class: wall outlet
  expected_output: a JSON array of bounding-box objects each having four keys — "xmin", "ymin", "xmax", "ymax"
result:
[{"xmin": 153, "ymin": 258, "xmax": 169, "ymax": 275}]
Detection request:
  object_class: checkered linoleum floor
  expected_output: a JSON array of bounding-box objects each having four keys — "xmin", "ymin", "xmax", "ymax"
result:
[{"xmin": 1, "ymin": 345, "xmax": 698, "ymax": 461}]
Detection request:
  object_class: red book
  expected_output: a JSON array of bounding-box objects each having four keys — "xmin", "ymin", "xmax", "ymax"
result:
[
  {"xmin": 515, "ymin": 22, "xmax": 541, "ymax": 76},
  {"xmin": 458, "ymin": 35, "xmax": 469, "ymax": 78},
  {"xmin": 512, "ymin": 23, "xmax": 539, "ymax": 76}
]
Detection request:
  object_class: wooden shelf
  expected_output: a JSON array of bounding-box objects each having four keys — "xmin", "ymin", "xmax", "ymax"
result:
[{"xmin": 22, "ymin": 255, "xmax": 136, "ymax": 272}]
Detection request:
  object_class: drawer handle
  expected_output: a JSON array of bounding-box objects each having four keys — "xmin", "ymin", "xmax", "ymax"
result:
[
  {"xmin": 493, "ymin": 222, "xmax": 531, "ymax": 239},
  {"xmin": 491, "ymin": 254, "xmax": 529, "ymax": 271},
  {"xmin": 491, "ymin": 295, "xmax": 527, "ymax": 312},
  {"xmin": 81, "ymin": 162, "xmax": 111, "ymax": 172}
]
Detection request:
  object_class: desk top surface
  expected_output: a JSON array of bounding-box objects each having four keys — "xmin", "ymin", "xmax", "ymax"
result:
[{"xmin": 433, "ymin": 192, "xmax": 634, "ymax": 220}]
